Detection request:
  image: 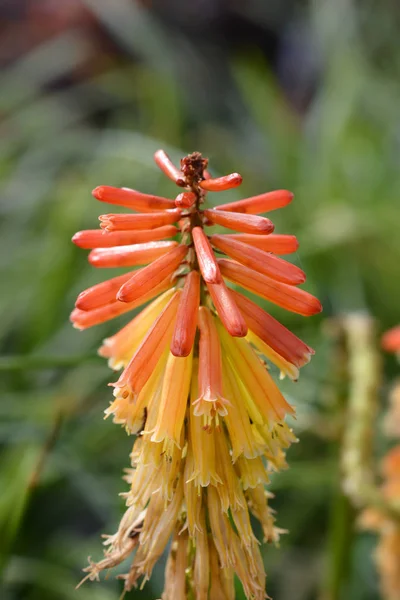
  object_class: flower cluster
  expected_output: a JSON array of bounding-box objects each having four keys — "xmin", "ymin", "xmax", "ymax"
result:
[{"xmin": 71, "ymin": 150, "xmax": 322, "ymax": 599}]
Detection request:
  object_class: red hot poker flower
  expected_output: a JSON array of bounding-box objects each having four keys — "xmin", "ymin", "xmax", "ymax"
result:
[
  {"xmin": 382, "ymin": 325, "xmax": 400, "ymax": 355},
  {"xmin": 71, "ymin": 150, "xmax": 321, "ymax": 599}
]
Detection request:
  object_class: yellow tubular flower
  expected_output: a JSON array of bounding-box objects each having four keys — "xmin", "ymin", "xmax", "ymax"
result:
[
  {"xmin": 188, "ymin": 362, "xmax": 222, "ymax": 488},
  {"xmin": 71, "ymin": 150, "xmax": 321, "ymax": 598},
  {"xmin": 246, "ymin": 328, "xmax": 300, "ymax": 381},
  {"xmin": 151, "ymin": 350, "xmax": 193, "ymax": 453},
  {"xmin": 222, "ymin": 360, "xmax": 267, "ymax": 461}
]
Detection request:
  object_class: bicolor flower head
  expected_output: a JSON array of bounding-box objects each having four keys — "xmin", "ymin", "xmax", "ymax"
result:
[{"xmin": 72, "ymin": 150, "xmax": 322, "ymax": 599}]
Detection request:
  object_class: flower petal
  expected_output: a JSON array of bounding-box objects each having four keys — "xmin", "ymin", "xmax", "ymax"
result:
[
  {"xmin": 216, "ymin": 189, "xmax": 293, "ymax": 214},
  {"xmin": 88, "ymin": 241, "xmax": 177, "ymax": 268},
  {"xmin": 217, "ymin": 321, "xmax": 295, "ymax": 423},
  {"xmin": 151, "ymin": 350, "xmax": 193, "ymax": 451},
  {"xmin": 211, "ymin": 234, "xmax": 305, "ymax": 284},
  {"xmin": 231, "ymin": 290, "xmax": 314, "ymax": 367},
  {"xmin": 72, "ymin": 225, "xmax": 178, "ymax": 249},
  {"xmin": 99, "ymin": 210, "xmax": 181, "ymax": 232},
  {"xmin": 71, "ymin": 278, "xmax": 175, "ymax": 329},
  {"xmin": 199, "ymin": 173, "xmax": 242, "ymax": 192},
  {"xmin": 192, "ymin": 227, "xmax": 221, "ymax": 284},
  {"xmin": 205, "ymin": 279, "xmax": 248, "ymax": 337},
  {"xmin": 117, "ymin": 245, "xmax": 187, "ymax": 303},
  {"xmin": 219, "ymin": 258, "xmax": 322, "ymax": 317},
  {"xmin": 92, "ymin": 185, "xmax": 176, "ymax": 211},
  {"xmin": 188, "ymin": 362, "xmax": 222, "ymax": 488},
  {"xmin": 193, "ymin": 308, "xmax": 229, "ymax": 420},
  {"xmin": 154, "ymin": 149, "xmax": 186, "ymax": 186},
  {"xmin": 203, "ymin": 209, "xmax": 274, "ymax": 234},
  {"xmin": 170, "ymin": 270, "xmax": 200, "ymax": 357},
  {"xmin": 217, "ymin": 233, "xmax": 298, "ymax": 255},
  {"xmin": 76, "ymin": 270, "xmax": 136, "ymax": 311},
  {"xmin": 246, "ymin": 329, "xmax": 300, "ymax": 381},
  {"xmin": 222, "ymin": 361, "xmax": 266, "ymax": 461}
]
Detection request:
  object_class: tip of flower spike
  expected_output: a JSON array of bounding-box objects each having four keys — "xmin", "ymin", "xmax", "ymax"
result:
[
  {"xmin": 92, "ymin": 186, "xmax": 105, "ymax": 200},
  {"xmin": 71, "ymin": 232, "xmax": 83, "ymax": 246},
  {"xmin": 70, "ymin": 308, "xmax": 84, "ymax": 330},
  {"xmin": 382, "ymin": 325, "xmax": 400, "ymax": 353}
]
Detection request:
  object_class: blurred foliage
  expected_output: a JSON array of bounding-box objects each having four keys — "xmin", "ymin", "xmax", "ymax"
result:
[{"xmin": 0, "ymin": 1, "xmax": 399, "ymax": 599}]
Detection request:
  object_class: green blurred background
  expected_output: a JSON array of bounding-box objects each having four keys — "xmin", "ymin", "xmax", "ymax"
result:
[{"xmin": 1, "ymin": 1, "xmax": 399, "ymax": 599}]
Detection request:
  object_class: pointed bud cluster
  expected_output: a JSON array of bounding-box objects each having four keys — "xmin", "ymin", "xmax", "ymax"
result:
[{"xmin": 71, "ymin": 150, "xmax": 322, "ymax": 599}]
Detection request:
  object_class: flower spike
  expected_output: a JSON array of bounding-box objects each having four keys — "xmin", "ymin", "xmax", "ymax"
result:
[{"xmin": 71, "ymin": 150, "xmax": 321, "ymax": 599}]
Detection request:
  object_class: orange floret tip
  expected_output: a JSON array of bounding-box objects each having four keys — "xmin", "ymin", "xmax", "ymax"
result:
[
  {"xmin": 381, "ymin": 445, "xmax": 400, "ymax": 480},
  {"xmin": 71, "ymin": 278, "xmax": 174, "ymax": 329},
  {"xmin": 205, "ymin": 278, "xmax": 248, "ymax": 337},
  {"xmin": 217, "ymin": 189, "xmax": 294, "ymax": 214},
  {"xmin": 170, "ymin": 271, "xmax": 200, "ymax": 357},
  {"xmin": 210, "ymin": 234, "xmax": 305, "ymax": 285},
  {"xmin": 199, "ymin": 173, "xmax": 243, "ymax": 192},
  {"xmin": 99, "ymin": 210, "xmax": 181, "ymax": 232},
  {"xmin": 72, "ymin": 226, "xmax": 178, "ymax": 249},
  {"xmin": 220, "ymin": 233, "xmax": 299, "ymax": 255},
  {"xmin": 76, "ymin": 270, "xmax": 136, "ymax": 311},
  {"xmin": 154, "ymin": 150, "xmax": 186, "ymax": 187},
  {"xmin": 219, "ymin": 258, "xmax": 322, "ymax": 317},
  {"xmin": 92, "ymin": 185, "xmax": 176, "ymax": 211},
  {"xmin": 88, "ymin": 240, "xmax": 177, "ymax": 268},
  {"xmin": 117, "ymin": 244, "xmax": 188, "ymax": 303},
  {"xmin": 203, "ymin": 209, "xmax": 274, "ymax": 235},
  {"xmin": 382, "ymin": 325, "xmax": 400, "ymax": 354},
  {"xmin": 232, "ymin": 290, "xmax": 314, "ymax": 368},
  {"xmin": 192, "ymin": 227, "xmax": 221, "ymax": 284},
  {"xmin": 175, "ymin": 192, "xmax": 196, "ymax": 208}
]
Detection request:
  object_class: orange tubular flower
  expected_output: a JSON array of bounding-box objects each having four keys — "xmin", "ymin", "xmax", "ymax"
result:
[
  {"xmin": 204, "ymin": 208, "xmax": 275, "ymax": 234},
  {"xmin": 382, "ymin": 325, "xmax": 400, "ymax": 355},
  {"xmin": 217, "ymin": 232, "xmax": 299, "ymax": 254},
  {"xmin": 71, "ymin": 150, "xmax": 321, "ymax": 599},
  {"xmin": 72, "ymin": 225, "xmax": 178, "ymax": 249},
  {"xmin": 210, "ymin": 234, "xmax": 305, "ymax": 284},
  {"xmin": 216, "ymin": 189, "xmax": 293, "ymax": 213}
]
